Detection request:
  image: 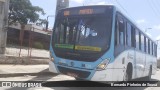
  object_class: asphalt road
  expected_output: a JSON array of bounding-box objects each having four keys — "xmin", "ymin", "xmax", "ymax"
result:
[{"xmin": 0, "ymin": 69, "xmax": 160, "ymax": 90}]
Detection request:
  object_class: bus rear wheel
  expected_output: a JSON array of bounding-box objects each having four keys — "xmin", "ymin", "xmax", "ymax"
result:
[
  {"xmin": 124, "ymin": 65, "xmax": 132, "ymax": 81},
  {"xmin": 146, "ymin": 66, "xmax": 152, "ymax": 81}
]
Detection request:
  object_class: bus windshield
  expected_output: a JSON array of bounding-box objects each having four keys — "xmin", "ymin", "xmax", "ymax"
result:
[{"xmin": 53, "ymin": 13, "xmax": 112, "ymax": 62}]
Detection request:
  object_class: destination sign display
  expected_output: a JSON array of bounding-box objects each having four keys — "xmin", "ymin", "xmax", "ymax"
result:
[
  {"xmin": 79, "ymin": 9, "xmax": 93, "ymax": 15},
  {"xmin": 62, "ymin": 6, "xmax": 113, "ymax": 16}
]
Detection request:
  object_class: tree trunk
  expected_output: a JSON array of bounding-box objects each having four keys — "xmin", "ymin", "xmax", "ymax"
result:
[{"xmin": 19, "ymin": 24, "xmax": 25, "ymax": 57}]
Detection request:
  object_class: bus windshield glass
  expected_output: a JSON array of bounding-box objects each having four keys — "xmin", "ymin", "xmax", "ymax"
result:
[{"xmin": 52, "ymin": 8, "xmax": 113, "ymax": 62}]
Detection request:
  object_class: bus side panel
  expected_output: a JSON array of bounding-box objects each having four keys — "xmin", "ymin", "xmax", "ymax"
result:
[
  {"xmin": 145, "ymin": 55, "xmax": 151, "ymax": 76},
  {"xmin": 91, "ymin": 65, "xmax": 113, "ymax": 81},
  {"xmin": 135, "ymin": 51, "xmax": 146, "ymax": 78},
  {"xmin": 145, "ymin": 55, "xmax": 157, "ymax": 75},
  {"xmin": 152, "ymin": 57, "xmax": 157, "ymax": 74},
  {"xmin": 113, "ymin": 49, "xmax": 135, "ymax": 81}
]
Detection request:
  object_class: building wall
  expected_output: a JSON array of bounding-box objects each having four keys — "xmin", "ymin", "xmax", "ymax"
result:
[
  {"xmin": 0, "ymin": 0, "xmax": 9, "ymax": 54},
  {"xmin": 0, "ymin": 1, "xmax": 4, "ymax": 53},
  {"xmin": 7, "ymin": 28, "xmax": 51, "ymax": 50}
]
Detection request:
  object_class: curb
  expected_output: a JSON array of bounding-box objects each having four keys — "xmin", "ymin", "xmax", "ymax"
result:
[{"xmin": 0, "ymin": 55, "xmax": 49, "ymax": 65}]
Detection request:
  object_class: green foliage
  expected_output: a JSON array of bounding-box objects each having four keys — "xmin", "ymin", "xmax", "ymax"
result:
[
  {"xmin": 33, "ymin": 42, "xmax": 44, "ymax": 49},
  {"xmin": 9, "ymin": 0, "xmax": 45, "ymax": 25}
]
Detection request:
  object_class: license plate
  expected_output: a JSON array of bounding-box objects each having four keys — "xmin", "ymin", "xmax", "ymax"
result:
[{"xmin": 67, "ymin": 72, "xmax": 78, "ymax": 77}]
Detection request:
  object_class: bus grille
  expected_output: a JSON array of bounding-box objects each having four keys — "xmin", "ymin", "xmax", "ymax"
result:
[{"xmin": 57, "ymin": 66, "xmax": 91, "ymax": 78}]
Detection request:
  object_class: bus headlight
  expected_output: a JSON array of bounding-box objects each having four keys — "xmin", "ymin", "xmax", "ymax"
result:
[
  {"xmin": 96, "ymin": 59, "xmax": 110, "ymax": 70},
  {"xmin": 50, "ymin": 51, "xmax": 54, "ymax": 62}
]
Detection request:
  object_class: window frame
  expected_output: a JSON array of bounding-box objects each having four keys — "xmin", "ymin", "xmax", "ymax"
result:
[
  {"xmin": 148, "ymin": 39, "xmax": 150, "ymax": 54},
  {"xmin": 126, "ymin": 23, "xmax": 132, "ymax": 47},
  {"xmin": 0, "ymin": 2, "xmax": 4, "ymax": 14},
  {"xmin": 131, "ymin": 26, "xmax": 135, "ymax": 47},
  {"xmin": 139, "ymin": 32, "xmax": 141, "ymax": 50},
  {"xmin": 144, "ymin": 36, "xmax": 146, "ymax": 52},
  {"xmin": 115, "ymin": 14, "xmax": 125, "ymax": 46}
]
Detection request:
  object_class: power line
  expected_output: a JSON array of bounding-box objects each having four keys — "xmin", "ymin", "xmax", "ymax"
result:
[
  {"xmin": 150, "ymin": 0, "xmax": 160, "ymax": 16},
  {"xmin": 106, "ymin": 0, "xmax": 112, "ymax": 4},
  {"xmin": 109, "ymin": 0, "xmax": 117, "ymax": 5},
  {"xmin": 83, "ymin": 0, "xmax": 94, "ymax": 5},
  {"xmin": 146, "ymin": 0, "xmax": 160, "ymax": 19},
  {"xmin": 157, "ymin": 0, "xmax": 160, "ymax": 6},
  {"xmin": 114, "ymin": 0, "xmax": 136, "ymax": 23}
]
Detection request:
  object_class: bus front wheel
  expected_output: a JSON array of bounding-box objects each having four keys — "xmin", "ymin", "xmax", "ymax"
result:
[{"xmin": 124, "ymin": 64, "xmax": 132, "ymax": 81}]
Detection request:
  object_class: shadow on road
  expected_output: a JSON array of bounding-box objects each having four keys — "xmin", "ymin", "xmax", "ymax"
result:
[
  {"xmin": 5, "ymin": 68, "xmax": 58, "ymax": 90},
  {"xmin": 5, "ymin": 71, "xmax": 160, "ymax": 90}
]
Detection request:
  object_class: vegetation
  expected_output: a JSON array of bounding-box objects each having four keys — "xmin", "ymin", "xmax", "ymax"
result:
[
  {"xmin": 8, "ymin": 0, "xmax": 47, "ymax": 56},
  {"xmin": 8, "ymin": 0, "xmax": 45, "ymax": 25},
  {"xmin": 33, "ymin": 42, "xmax": 44, "ymax": 49}
]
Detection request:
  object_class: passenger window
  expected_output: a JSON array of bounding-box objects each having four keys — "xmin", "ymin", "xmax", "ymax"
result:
[
  {"xmin": 131, "ymin": 26, "xmax": 135, "ymax": 47},
  {"xmin": 141, "ymin": 34, "xmax": 144, "ymax": 52},
  {"xmin": 146, "ymin": 38, "xmax": 148, "ymax": 53},
  {"xmin": 152, "ymin": 43, "xmax": 154, "ymax": 55},
  {"xmin": 115, "ymin": 15, "xmax": 125, "ymax": 46},
  {"xmin": 115, "ymin": 16, "xmax": 119, "ymax": 46},
  {"xmin": 144, "ymin": 37, "xmax": 146, "ymax": 52},
  {"xmin": 136, "ymin": 30, "xmax": 139, "ymax": 50},
  {"xmin": 155, "ymin": 44, "xmax": 157, "ymax": 57},
  {"xmin": 152, "ymin": 42, "xmax": 154, "ymax": 55},
  {"xmin": 148, "ymin": 40, "xmax": 150, "ymax": 54},
  {"xmin": 118, "ymin": 17, "xmax": 125, "ymax": 45},
  {"xmin": 127, "ymin": 23, "xmax": 131, "ymax": 46},
  {"xmin": 150, "ymin": 41, "xmax": 152, "ymax": 55},
  {"xmin": 139, "ymin": 32, "xmax": 141, "ymax": 50}
]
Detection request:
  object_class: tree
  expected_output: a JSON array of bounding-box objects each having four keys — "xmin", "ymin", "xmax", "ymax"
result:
[
  {"xmin": 8, "ymin": 0, "xmax": 45, "ymax": 25},
  {"xmin": 8, "ymin": 0, "xmax": 46, "ymax": 57}
]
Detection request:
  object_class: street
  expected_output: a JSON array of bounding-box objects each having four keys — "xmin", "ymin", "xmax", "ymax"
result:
[{"xmin": 0, "ymin": 69, "xmax": 160, "ymax": 90}]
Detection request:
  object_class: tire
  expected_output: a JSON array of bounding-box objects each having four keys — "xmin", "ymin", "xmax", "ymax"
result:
[
  {"xmin": 124, "ymin": 71, "xmax": 129, "ymax": 81},
  {"xmin": 124, "ymin": 65, "xmax": 132, "ymax": 81},
  {"xmin": 146, "ymin": 66, "xmax": 152, "ymax": 81}
]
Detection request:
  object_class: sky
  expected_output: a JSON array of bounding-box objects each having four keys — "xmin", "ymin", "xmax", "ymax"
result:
[{"xmin": 30, "ymin": 0, "xmax": 160, "ymax": 58}]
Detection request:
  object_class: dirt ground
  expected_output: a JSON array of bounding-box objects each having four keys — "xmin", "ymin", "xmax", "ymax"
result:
[{"xmin": 0, "ymin": 45, "xmax": 49, "ymax": 65}]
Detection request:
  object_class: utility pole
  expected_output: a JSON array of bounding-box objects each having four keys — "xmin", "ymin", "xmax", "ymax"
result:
[
  {"xmin": 0, "ymin": 0, "xmax": 9, "ymax": 54},
  {"xmin": 56, "ymin": 0, "xmax": 69, "ymax": 15},
  {"xmin": 46, "ymin": 0, "xmax": 69, "ymax": 30}
]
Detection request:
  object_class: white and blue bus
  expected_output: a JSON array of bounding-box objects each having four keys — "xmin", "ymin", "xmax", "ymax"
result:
[{"xmin": 49, "ymin": 5, "xmax": 157, "ymax": 82}]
